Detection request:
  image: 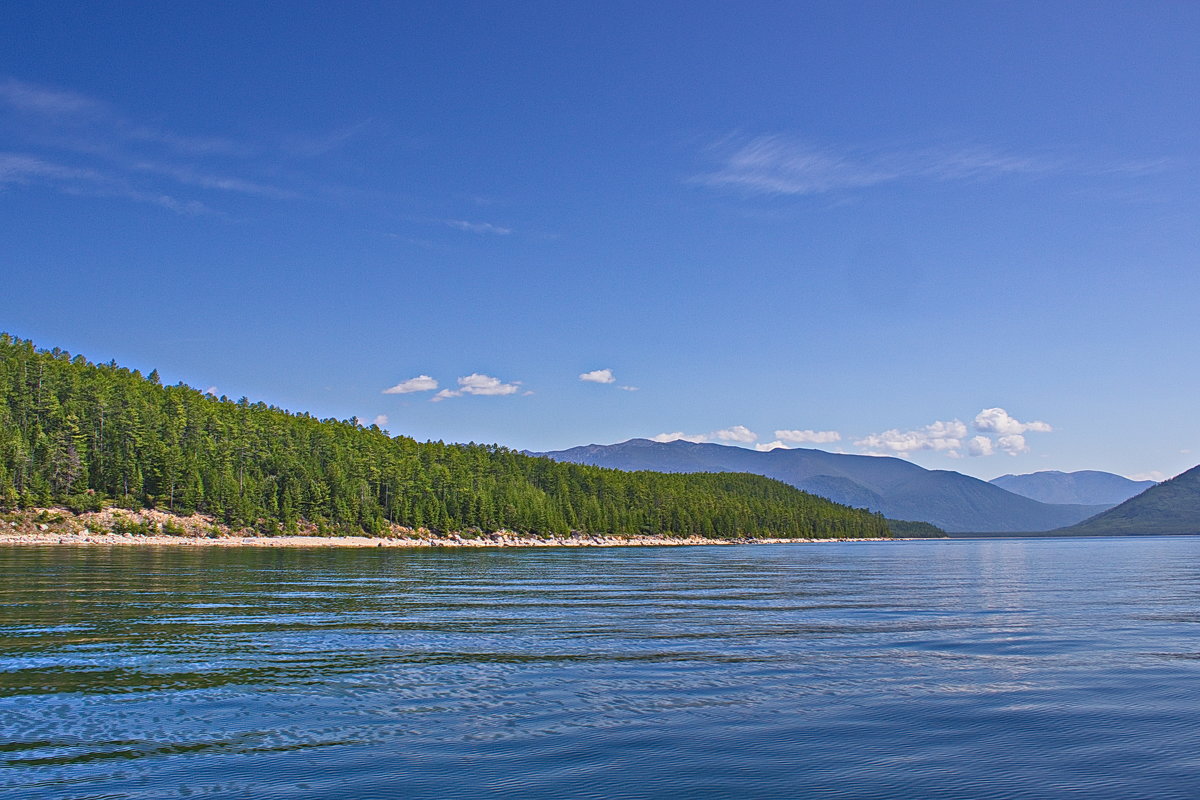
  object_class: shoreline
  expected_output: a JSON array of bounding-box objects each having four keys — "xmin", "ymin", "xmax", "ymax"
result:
[
  {"xmin": 0, "ymin": 506, "xmax": 894, "ymax": 548},
  {"xmin": 0, "ymin": 531, "xmax": 895, "ymax": 548}
]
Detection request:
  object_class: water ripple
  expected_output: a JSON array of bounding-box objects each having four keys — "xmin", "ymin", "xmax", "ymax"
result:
[{"xmin": 2, "ymin": 537, "xmax": 1200, "ymax": 799}]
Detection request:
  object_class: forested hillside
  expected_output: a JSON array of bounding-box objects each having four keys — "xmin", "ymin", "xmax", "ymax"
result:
[
  {"xmin": 0, "ymin": 335, "xmax": 889, "ymax": 539},
  {"xmin": 1059, "ymin": 465, "xmax": 1200, "ymax": 535},
  {"xmin": 537, "ymin": 438, "xmax": 1107, "ymax": 532}
]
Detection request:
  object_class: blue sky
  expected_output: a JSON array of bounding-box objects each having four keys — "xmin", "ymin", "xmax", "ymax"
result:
[{"xmin": 2, "ymin": 1, "xmax": 1197, "ymax": 481}]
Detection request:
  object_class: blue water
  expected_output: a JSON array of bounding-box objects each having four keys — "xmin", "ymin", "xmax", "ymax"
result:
[{"xmin": 2, "ymin": 537, "xmax": 1200, "ymax": 799}]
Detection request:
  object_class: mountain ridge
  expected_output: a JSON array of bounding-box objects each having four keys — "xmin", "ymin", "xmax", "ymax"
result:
[
  {"xmin": 1059, "ymin": 465, "xmax": 1200, "ymax": 535},
  {"xmin": 990, "ymin": 470, "xmax": 1155, "ymax": 506},
  {"xmin": 534, "ymin": 439, "xmax": 1111, "ymax": 533}
]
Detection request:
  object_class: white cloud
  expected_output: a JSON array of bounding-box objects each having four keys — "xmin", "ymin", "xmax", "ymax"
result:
[
  {"xmin": 650, "ymin": 424, "xmax": 760, "ymax": 446},
  {"xmin": 459, "ymin": 373, "xmax": 520, "ymax": 395},
  {"xmin": 619, "ymin": 385, "xmax": 638, "ymax": 391},
  {"xmin": 713, "ymin": 425, "xmax": 758, "ymax": 443},
  {"xmin": 579, "ymin": 368, "xmax": 616, "ymax": 384},
  {"xmin": 204, "ymin": 386, "xmax": 218, "ymax": 396},
  {"xmin": 445, "ymin": 219, "xmax": 512, "ymax": 235},
  {"xmin": 854, "ymin": 419, "xmax": 968, "ymax": 457},
  {"xmin": 997, "ymin": 434, "xmax": 1029, "ymax": 456},
  {"xmin": 966, "ymin": 435, "xmax": 995, "ymax": 457},
  {"xmin": 1127, "ymin": 471, "xmax": 1165, "ymax": 482},
  {"xmin": 431, "ymin": 373, "xmax": 522, "ymax": 401},
  {"xmin": 651, "ymin": 431, "xmax": 709, "ymax": 443},
  {"xmin": 372, "ymin": 414, "xmax": 389, "ymax": 428},
  {"xmin": 755, "ymin": 440, "xmax": 791, "ymax": 452},
  {"xmin": 775, "ymin": 429, "xmax": 841, "ymax": 445},
  {"xmin": 974, "ymin": 407, "xmax": 1052, "ymax": 435},
  {"xmin": 383, "ymin": 374, "xmax": 438, "ymax": 394},
  {"xmin": 962, "ymin": 408, "xmax": 1053, "ymax": 456}
]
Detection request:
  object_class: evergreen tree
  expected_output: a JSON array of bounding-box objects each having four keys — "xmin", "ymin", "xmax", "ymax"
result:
[{"xmin": 0, "ymin": 334, "xmax": 890, "ymax": 540}]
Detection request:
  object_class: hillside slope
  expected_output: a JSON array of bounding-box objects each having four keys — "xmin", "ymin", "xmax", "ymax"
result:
[
  {"xmin": 536, "ymin": 439, "xmax": 1108, "ymax": 532},
  {"xmin": 1060, "ymin": 466, "xmax": 1200, "ymax": 535},
  {"xmin": 0, "ymin": 335, "xmax": 888, "ymax": 540}
]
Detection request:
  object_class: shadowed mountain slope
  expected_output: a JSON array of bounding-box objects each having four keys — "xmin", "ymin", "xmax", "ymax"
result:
[
  {"xmin": 535, "ymin": 439, "xmax": 1109, "ymax": 533},
  {"xmin": 990, "ymin": 470, "xmax": 1155, "ymax": 506}
]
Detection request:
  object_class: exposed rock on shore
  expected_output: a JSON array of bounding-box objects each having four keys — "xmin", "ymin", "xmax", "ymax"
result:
[{"xmin": 0, "ymin": 508, "xmax": 891, "ymax": 548}]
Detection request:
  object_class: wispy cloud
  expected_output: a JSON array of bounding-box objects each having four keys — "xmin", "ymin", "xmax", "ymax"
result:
[
  {"xmin": 0, "ymin": 77, "xmax": 249, "ymax": 157},
  {"xmin": 0, "ymin": 152, "xmax": 101, "ymax": 183},
  {"xmin": 126, "ymin": 160, "xmax": 297, "ymax": 199},
  {"xmin": 281, "ymin": 121, "xmax": 373, "ymax": 158},
  {"xmin": 0, "ymin": 76, "xmax": 315, "ymax": 213},
  {"xmin": 0, "ymin": 151, "xmax": 215, "ymax": 215},
  {"xmin": 691, "ymin": 134, "xmax": 1111, "ymax": 198},
  {"xmin": 0, "ymin": 77, "xmax": 103, "ymax": 116},
  {"xmin": 445, "ymin": 219, "xmax": 512, "ymax": 235}
]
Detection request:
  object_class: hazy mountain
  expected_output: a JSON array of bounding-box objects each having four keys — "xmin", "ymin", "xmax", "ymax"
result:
[
  {"xmin": 534, "ymin": 439, "xmax": 1110, "ymax": 533},
  {"xmin": 990, "ymin": 470, "xmax": 1155, "ymax": 506},
  {"xmin": 1060, "ymin": 465, "xmax": 1200, "ymax": 535}
]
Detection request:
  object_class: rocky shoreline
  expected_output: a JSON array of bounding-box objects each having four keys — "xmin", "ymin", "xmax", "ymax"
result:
[
  {"xmin": 0, "ymin": 531, "xmax": 893, "ymax": 548},
  {"xmin": 0, "ymin": 507, "xmax": 892, "ymax": 548}
]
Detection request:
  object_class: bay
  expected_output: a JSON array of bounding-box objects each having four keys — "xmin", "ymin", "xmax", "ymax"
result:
[{"xmin": 2, "ymin": 537, "xmax": 1199, "ymax": 799}]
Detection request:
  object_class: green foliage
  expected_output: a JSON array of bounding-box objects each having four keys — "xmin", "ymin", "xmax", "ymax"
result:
[
  {"xmin": 34, "ymin": 509, "xmax": 65, "ymax": 525},
  {"xmin": 1063, "ymin": 465, "xmax": 1200, "ymax": 535},
  {"xmin": 109, "ymin": 513, "xmax": 157, "ymax": 536},
  {"xmin": 0, "ymin": 334, "xmax": 890, "ymax": 540},
  {"xmin": 885, "ymin": 518, "xmax": 947, "ymax": 538}
]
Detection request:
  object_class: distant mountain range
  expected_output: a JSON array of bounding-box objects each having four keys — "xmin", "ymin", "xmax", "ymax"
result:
[
  {"xmin": 533, "ymin": 439, "xmax": 1113, "ymax": 533},
  {"xmin": 989, "ymin": 470, "xmax": 1155, "ymax": 506},
  {"xmin": 1060, "ymin": 465, "xmax": 1200, "ymax": 535}
]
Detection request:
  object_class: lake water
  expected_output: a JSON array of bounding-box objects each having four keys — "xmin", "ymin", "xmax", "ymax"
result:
[{"xmin": 2, "ymin": 537, "xmax": 1200, "ymax": 799}]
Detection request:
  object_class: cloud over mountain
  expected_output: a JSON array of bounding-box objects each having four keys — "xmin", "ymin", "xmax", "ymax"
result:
[{"xmin": 775, "ymin": 429, "xmax": 841, "ymax": 444}]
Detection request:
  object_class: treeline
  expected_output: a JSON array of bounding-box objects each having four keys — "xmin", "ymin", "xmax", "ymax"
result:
[{"xmin": 0, "ymin": 335, "xmax": 890, "ymax": 539}]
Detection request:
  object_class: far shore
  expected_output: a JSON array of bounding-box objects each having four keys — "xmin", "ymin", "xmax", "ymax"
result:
[
  {"xmin": 0, "ymin": 507, "xmax": 896, "ymax": 548},
  {"xmin": 0, "ymin": 530, "xmax": 896, "ymax": 548}
]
